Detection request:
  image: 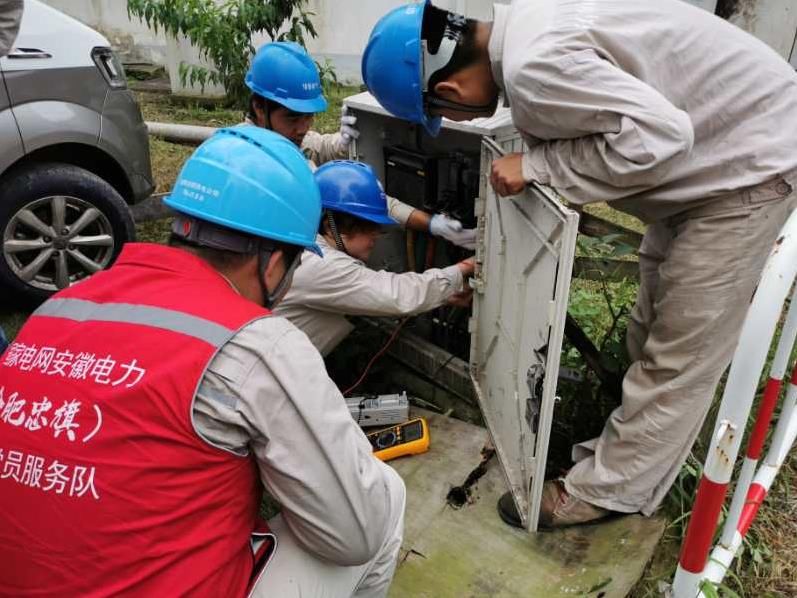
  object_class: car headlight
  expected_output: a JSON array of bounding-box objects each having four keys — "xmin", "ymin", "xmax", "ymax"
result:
[{"xmin": 92, "ymin": 47, "xmax": 127, "ymax": 89}]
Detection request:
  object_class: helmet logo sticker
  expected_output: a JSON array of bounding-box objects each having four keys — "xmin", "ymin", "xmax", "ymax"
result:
[{"xmin": 178, "ymin": 178, "xmax": 221, "ymax": 203}]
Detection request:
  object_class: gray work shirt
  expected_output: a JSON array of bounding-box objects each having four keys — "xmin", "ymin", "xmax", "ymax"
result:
[
  {"xmin": 489, "ymin": 0, "xmax": 797, "ymax": 222},
  {"xmin": 275, "ymin": 235, "xmax": 464, "ymax": 356},
  {"xmin": 192, "ymin": 312, "xmax": 402, "ymax": 566}
]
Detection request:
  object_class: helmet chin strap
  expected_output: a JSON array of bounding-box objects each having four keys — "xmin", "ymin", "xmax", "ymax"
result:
[
  {"xmin": 264, "ymin": 101, "xmax": 273, "ymax": 130},
  {"xmin": 257, "ymin": 246, "xmax": 297, "ymax": 309},
  {"xmin": 257, "ymin": 248, "xmax": 275, "ymax": 308},
  {"xmin": 326, "ymin": 211, "xmax": 348, "ymax": 254}
]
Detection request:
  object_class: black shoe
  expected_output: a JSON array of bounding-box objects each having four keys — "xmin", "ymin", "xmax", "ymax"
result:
[{"xmin": 497, "ymin": 491, "xmax": 524, "ymax": 529}]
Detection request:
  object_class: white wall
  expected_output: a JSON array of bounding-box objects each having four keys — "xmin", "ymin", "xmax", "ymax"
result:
[
  {"xmin": 41, "ymin": 0, "xmax": 796, "ymax": 95},
  {"xmin": 42, "ymin": 0, "xmax": 506, "ymax": 92},
  {"xmin": 256, "ymin": 0, "xmax": 506, "ymax": 84},
  {"xmin": 43, "ymin": 0, "xmax": 167, "ymax": 64},
  {"xmin": 726, "ymin": 0, "xmax": 797, "ymax": 61}
]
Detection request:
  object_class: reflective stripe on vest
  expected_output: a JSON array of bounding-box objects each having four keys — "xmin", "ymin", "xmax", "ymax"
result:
[{"xmin": 35, "ymin": 297, "xmax": 234, "ymax": 347}]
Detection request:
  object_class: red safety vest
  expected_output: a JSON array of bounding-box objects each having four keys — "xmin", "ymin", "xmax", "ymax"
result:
[{"xmin": 0, "ymin": 243, "xmax": 272, "ymax": 597}]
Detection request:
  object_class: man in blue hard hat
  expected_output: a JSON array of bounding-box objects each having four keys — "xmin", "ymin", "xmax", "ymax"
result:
[
  {"xmin": 0, "ymin": 126, "xmax": 405, "ymax": 597},
  {"xmin": 277, "ymin": 160, "xmax": 474, "ymax": 357},
  {"xmin": 361, "ymin": 0, "xmax": 797, "ymax": 529},
  {"xmin": 245, "ymin": 40, "xmax": 477, "ymax": 250}
]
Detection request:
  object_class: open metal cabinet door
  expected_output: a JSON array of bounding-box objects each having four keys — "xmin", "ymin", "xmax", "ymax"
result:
[{"xmin": 469, "ymin": 137, "xmax": 579, "ymax": 532}]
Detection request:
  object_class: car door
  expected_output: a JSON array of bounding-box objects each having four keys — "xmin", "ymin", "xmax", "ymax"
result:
[{"xmin": 0, "ymin": 65, "xmax": 24, "ymax": 174}]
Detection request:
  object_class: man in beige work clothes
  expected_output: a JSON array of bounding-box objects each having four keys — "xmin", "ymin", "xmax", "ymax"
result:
[
  {"xmin": 244, "ymin": 40, "xmax": 478, "ymax": 250},
  {"xmin": 362, "ymin": 0, "xmax": 797, "ymax": 527}
]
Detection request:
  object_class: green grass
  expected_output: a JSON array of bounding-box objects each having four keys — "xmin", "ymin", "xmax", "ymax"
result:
[
  {"xmin": 583, "ymin": 202, "xmax": 645, "ymax": 234},
  {"xmin": 0, "ymin": 304, "xmax": 28, "ymax": 341},
  {"xmin": 137, "ymin": 91, "xmax": 243, "ymax": 127},
  {"xmin": 137, "ymin": 85, "xmax": 360, "ymax": 132},
  {"xmin": 149, "ymin": 137, "xmax": 194, "ymax": 194}
]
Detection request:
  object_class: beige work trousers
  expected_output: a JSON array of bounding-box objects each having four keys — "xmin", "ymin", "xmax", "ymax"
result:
[
  {"xmin": 565, "ymin": 171, "xmax": 797, "ymax": 516},
  {"xmin": 251, "ymin": 466, "xmax": 406, "ymax": 598}
]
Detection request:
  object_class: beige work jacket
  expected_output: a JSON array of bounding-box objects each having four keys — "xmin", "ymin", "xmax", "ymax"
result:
[
  {"xmin": 275, "ymin": 236, "xmax": 464, "ymax": 356},
  {"xmin": 490, "ymin": 0, "xmax": 797, "ymax": 222}
]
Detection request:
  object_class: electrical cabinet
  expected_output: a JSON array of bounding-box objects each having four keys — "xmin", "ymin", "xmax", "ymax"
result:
[{"xmin": 344, "ymin": 92, "xmax": 579, "ymax": 531}]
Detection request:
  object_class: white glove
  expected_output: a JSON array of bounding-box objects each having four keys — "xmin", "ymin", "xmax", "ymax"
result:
[
  {"xmin": 337, "ymin": 106, "xmax": 359, "ymax": 151},
  {"xmin": 429, "ymin": 214, "xmax": 477, "ymax": 250}
]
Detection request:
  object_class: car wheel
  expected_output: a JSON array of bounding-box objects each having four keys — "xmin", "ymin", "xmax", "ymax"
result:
[{"xmin": 0, "ymin": 162, "xmax": 135, "ymax": 304}]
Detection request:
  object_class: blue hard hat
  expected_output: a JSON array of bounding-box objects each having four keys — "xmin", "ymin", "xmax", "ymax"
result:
[
  {"xmin": 164, "ymin": 126, "xmax": 322, "ymax": 255},
  {"xmin": 315, "ymin": 161, "xmax": 398, "ymax": 226},
  {"xmin": 362, "ymin": 0, "xmax": 442, "ymax": 136},
  {"xmin": 245, "ymin": 41, "xmax": 328, "ymax": 114}
]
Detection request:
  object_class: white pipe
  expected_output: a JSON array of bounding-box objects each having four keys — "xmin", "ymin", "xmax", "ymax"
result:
[
  {"xmin": 704, "ymin": 536, "xmax": 741, "ymax": 587},
  {"xmin": 770, "ymin": 284, "xmax": 797, "ymax": 378},
  {"xmin": 673, "ymin": 569, "xmax": 705, "ymax": 598},
  {"xmin": 754, "ymin": 462, "xmax": 779, "ymax": 491},
  {"xmin": 146, "ymin": 121, "xmax": 218, "ymax": 146},
  {"xmin": 767, "ymin": 383, "xmax": 797, "ymax": 466},
  {"xmin": 720, "ymin": 458, "xmax": 757, "ymax": 546}
]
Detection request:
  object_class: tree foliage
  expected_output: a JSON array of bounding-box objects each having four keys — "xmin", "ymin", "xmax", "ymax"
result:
[{"xmin": 128, "ymin": 0, "xmax": 320, "ymax": 107}]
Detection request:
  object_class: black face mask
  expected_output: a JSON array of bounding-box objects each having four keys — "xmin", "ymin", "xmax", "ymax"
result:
[
  {"xmin": 425, "ymin": 93, "xmax": 499, "ymax": 116},
  {"xmin": 257, "ymin": 244, "xmax": 303, "ymax": 309}
]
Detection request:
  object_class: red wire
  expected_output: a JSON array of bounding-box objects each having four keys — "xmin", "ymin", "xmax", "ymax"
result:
[{"xmin": 343, "ymin": 318, "xmax": 409, "ymax": 396}]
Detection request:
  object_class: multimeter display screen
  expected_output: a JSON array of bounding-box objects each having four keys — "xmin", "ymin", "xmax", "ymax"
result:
[
  {"xmin": 368, "ymin": 420, "xmax": 424, "ymax": 450},
  {"xmin": 366, "ymin": 418, "xmax": 429, "ymax": 461},
  {"xmin": 371, "ymin": 430, "xmax": 398, "ymax": 450},
  {"xmin": 402, "ymin": 421, "xmax": 423, "ymax": 442}
]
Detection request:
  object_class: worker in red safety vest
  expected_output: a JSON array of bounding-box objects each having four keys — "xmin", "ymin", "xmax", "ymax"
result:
[{"xmin": 0, "ymin": 126, "xmax": 405, "ymax": 597}]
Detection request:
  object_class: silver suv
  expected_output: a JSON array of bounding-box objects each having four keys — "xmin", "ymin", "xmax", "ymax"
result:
[{"xmin": 0, "ymin": 0, "xmax": 153, "ymax": 303}]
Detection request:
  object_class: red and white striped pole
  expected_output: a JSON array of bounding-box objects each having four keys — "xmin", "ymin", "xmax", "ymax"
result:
[
  {"xmin": 674, "ymin": 419, "xmax": 739, "ymax": 595},
  {"xmin": 703, "ymin": 364, "xmax": 797, "ymax": 587},
  {"xmin": 697, "ymin": 284, "xmax": 797, "ymax": 588},
  {"xmin": 673, "ymin": 210, "xmax": 797, "ymax": 597}
]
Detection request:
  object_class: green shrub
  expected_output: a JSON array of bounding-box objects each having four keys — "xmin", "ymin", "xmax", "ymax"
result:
[{"xmin": 127, "ymin": 0, "xmax": 335, "ymax": 108}]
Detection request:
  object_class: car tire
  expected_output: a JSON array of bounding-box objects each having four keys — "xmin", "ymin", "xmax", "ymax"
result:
[{"xmin": 0, "ymin": 162, "xmax": 135, "ymax": 304}]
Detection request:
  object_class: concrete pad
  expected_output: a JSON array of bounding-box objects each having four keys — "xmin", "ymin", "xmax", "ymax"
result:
[{"xmin": 387, "ymin": 409, "xmax": 665, "ymax": 598}]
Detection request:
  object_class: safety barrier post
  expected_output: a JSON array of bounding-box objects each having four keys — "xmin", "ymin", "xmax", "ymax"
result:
[
  {"xmin": 672, "ymin": 209, "xmax": 797, "ymax": 597},
  {"xmin": 699, "ymin": 284, "xmax": 797, "ymax": 585},
  {"xmin": 703, "ymin": 365, "xmax": 797, "ymax": 586}
]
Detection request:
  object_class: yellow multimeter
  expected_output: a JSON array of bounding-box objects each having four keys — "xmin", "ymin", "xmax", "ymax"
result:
[{"xmin": 367, "ymin": 417, "xmax": 430, "ymax": 462}]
